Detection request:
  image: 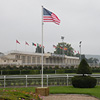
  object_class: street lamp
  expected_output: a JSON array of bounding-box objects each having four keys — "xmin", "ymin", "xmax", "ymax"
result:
[
  {"xmin": 79, "ymin": 41, "xmax": 82, "ymax": 61},
  {"xmin": 61, "ymin": 36, "xmax": 64, "ymax": 40},
  {"xmin": 61, "ymin": 36, "xmax": 64, "ymax": 67}
]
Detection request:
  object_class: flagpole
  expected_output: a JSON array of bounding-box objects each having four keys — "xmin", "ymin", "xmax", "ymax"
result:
[
  {"xmin": 16, "ymin": 40, "xmax": 17, "ymax": 51},
  {"xmin": 25, "ymin": 42, "xmax": 26, "ymax": 51},
  {"xmin": 41, "ymin": 6, "xmax": 44, "ymax": 87}
]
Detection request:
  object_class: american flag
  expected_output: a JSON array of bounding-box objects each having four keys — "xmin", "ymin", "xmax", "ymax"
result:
[{"xmin": 43, "ymin": 7, "xmax": 60, "ymax": 25}]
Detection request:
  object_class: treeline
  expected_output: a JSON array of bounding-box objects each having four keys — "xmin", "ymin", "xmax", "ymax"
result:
[{"xmin": 0, "ymin": 65, "xmax": 100, "ymax": 75}]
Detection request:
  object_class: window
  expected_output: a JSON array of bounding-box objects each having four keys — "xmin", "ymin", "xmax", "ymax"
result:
[
  {"xmin": 21, "ymin": 56, "xmax": 26, "ymax": 63},
  {"xmin": 37, "ymin": 57, "xmax": 40, "ymax": 63},
  {"xmin": 4, "ymin": 60, "xmax": 6, "ymax": 62},
  {"xmin": 16, "ymin": 55, "xmax": 20, "ymax": 59},
  {"xmin": 27, "ymin": 56, "xmax": 31, "ymax": 63},
  {"xmin": 46, "ymin": 58, "xmax": 49, "ymax": 63},
  {"xmin": 32, "ymin": 57, "xmax": 35, "ymax": 63},
  {"xmin": 13, "ymin": 60, "xmax": 17, "ymax": 62}
]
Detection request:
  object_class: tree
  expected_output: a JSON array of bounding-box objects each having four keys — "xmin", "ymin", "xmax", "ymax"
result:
[
  {"xmin": 72, "ymin": 59, "xmax": 97, "ymax": 88},
  {"xmin": 87, "ymin": 57, "xmax": 93, "ymax": 63},
  {"xmin": 77, "ymin": 59, "xmax": 92, "ymax": 76},
  {"xmin": 75, "ymin": 54, "xmax": 87, "ymax": 61},
  {"xmin": 93, "ymin": 58, "xmax": 99, "ymax": 63},
  {"xmin": 54, "ymin": 42, "xmax": 74, "ymax": 56},
  {"xmin": 87, "ymin": 57, "xmax": 99, "ymax": 64},
  {"xmin": 35, "ymin": 46, "xmax": 44, "ymax": 53}
]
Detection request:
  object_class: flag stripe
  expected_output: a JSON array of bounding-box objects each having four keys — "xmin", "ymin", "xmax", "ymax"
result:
[{"xmin": 43, "ymin": 8, "xmax": 60, "ymax": 25}]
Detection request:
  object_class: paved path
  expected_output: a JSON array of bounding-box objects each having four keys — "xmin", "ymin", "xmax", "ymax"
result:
[{"xmin": 43, "ymin": 94, "xmax": 100, "ymax": 100}]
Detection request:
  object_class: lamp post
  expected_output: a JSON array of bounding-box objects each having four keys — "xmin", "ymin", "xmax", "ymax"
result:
[
  {"xmin": 79, "ymin": 41, "xmax": 82, "ymax": 61},
  {"xmin": 61, "ymin": 36, "xmax": 64, "ymax": 67}
]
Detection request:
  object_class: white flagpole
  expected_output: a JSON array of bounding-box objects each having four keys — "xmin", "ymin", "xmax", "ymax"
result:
[
  {"xmin": 16, "ymin": 40, "xmax": 17, "ymax": 51},
  {"xmin": 41, "ymin": 6, "xmax": 44, "ymax": 87},
  {"xmin": 25, "ymin": 42, "xmax": 26, "ymax": 51}
]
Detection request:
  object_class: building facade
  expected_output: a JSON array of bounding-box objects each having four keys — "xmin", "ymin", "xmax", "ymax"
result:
[{"xmin": 0, "ymin": 50, "xmax": 80, "ymax": 68}]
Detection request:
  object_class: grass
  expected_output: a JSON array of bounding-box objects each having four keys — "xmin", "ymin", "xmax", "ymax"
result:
[
  {"xmin": 0, "ymin": 86, "xmax": 100, "ymax": 99},
  {"xmin": 50, "ymin": 86, "xmax": 100, "ymax": 99}
]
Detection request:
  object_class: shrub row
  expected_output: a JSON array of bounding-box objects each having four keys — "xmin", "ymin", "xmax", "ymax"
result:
[
  {"xmin": 0, "ymin": 69, "xmax": 77, "ymax": 75},
  {"xmin": 92, "ymin": 69, "xmax": 100, "ymax": 73},
  {"xmin": 0, "ymin": 69, "xmax": 100, "ymax": 75},
  {"xmin": 0, "ymin": 70, "xmax": 40, "ymax": 75}
]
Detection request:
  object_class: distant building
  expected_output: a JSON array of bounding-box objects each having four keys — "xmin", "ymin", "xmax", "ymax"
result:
[
  {"xmin": 0, "ymin": 52, "xmax": 4, "ymax": 57},
  {"xmin": 0, "ymin": 50, "xmax": 80, "ymax": 68}
]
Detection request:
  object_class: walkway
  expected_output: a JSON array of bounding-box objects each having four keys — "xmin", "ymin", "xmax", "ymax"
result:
[{"xmin": 43, "ymin": 94, "xmax": 100, "ymax": 100}]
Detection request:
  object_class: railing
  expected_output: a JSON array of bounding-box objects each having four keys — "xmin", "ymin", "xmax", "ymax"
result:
[{"xmin": 0, "ymin": 74, "xmax": 100, "ymax": 88}]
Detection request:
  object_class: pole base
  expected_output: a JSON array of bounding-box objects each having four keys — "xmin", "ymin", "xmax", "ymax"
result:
[{"xmin": 35, "ymin": 87, "xmax": 49, "ymax": 96}]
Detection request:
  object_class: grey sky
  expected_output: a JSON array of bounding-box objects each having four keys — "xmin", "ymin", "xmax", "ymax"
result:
[{"xmin": 0, "ymin": 0, "xmax": 100, "ymax": 55}]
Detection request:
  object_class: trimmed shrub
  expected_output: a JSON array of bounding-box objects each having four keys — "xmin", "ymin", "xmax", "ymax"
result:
[
  {"xmin": 72, "ymin": 76, "xmax": 97, "ymax": 88},
  {"xmin": 72, "ymin": 59, "xmax": 97, "ymax": 88},
  {"xmin": 77, "ymin": 59, "xmax": 92, "ymax": 76}
]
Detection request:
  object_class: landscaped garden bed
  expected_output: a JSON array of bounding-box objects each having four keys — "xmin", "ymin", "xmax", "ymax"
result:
[{"xmin": 0, "ymin": 89, "xmax": 43, "ymax": 100}]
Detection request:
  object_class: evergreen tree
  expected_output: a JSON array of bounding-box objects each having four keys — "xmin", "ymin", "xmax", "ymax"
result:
[{"xmin": 77, "ymin": 59, "xmax": 92, "ymax": 76}]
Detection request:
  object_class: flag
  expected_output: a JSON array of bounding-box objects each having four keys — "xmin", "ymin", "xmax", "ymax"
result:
[
  {"xmin": 64, "ymin": 47, "xmax": 67, "ymax": 50},
  {"xmin": 78, "ymin": 51, "xmax": 79, "ymax": 54},
  {"xmin": 37, "ymin": 43, "xmax": 39, "ymax": 47},
  {"xmin": 39, "ymin": 44, "xmax": 41, "ymax": 47},
  {"xmin": 53, "ymin": 45, "xmax": 56, "ymax": 48},
  {"xmin": 74, "ymin": 50, "xmax": 76, "ymax": 53},
  {"xmin": 43, "ymin": 7, "xmax": 60, "ymax": 25},
  {"xmin": 16, "ymin": 40, "xmax": 20, "ymax": 44},
  {"xmin": 25, "ymin": 41, "xmax": 29, "ymax": 46},
  {"xmin": 37, "ymin": 43, "xmax": 41, "ymax": 47},
  {"xmin": 32, "ymin": 43, "xmax": 36, "ymax": 46},
  {"xmin": 60, "ymin": 46, "xmax": 63, "ymax": 49}
]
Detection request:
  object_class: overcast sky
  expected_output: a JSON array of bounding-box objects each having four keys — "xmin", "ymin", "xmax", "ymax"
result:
[{"xmin": 0, "ymin": 0, "xmax": 100, "ymax": 55}]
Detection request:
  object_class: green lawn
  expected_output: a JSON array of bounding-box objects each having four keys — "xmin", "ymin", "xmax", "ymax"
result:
[
  {"xmin": 50, "ymin": 86, "xmax": 100, "ymax": 99},
  {"xmin": 0, "ymin": 86, "xmax": 100, "ymax": 99}
]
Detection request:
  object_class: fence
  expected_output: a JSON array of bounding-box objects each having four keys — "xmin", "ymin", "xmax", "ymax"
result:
[{"xmin": 0, "ymin": 74, "xmax": 100, "ymax": 88}]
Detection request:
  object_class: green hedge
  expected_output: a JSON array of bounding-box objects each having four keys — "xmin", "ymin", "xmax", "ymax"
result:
[
  {"xmin": 65, "ymin": 69, "xmax": 77, "ymax": 73},
  {"xmin": 2, "ymin": 70, "xmax": 20, "ymax": 75},
  {"xmin": 43, "ymin": 69, "xmax": 55, "ymax": 74},
  {"xmin": 0, "ymin": 69, "xmax": 100, "ymax": 75},
  {"xmin": 0, "ymin": 70, "xmax": 40, "ymax": 75},
  {"xmin": 72, "ymin": 76, "xmax": 97, "ymax": 88},
  {"xmin": 56, "ymin": 69, "xmax": 65, "ymax": 74},
  {"xmin": 92, "ymin": 69, "xmax": 100, "ymax": 73}
]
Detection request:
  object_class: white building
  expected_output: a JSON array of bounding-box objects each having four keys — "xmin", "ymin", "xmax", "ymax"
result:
[{"xmin": 0, "ymin": 50, "xmax": 80, "ymax": 68}]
